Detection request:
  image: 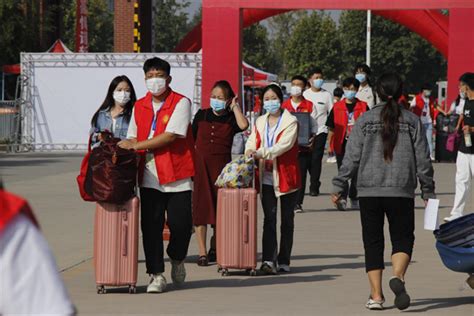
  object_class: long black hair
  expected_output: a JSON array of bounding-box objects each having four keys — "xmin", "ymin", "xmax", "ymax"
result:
[
  {"xmin": 376, "ymin": 73, "xmax": 403, "ymax": 162},
  {"xmin": 91, "ymin": 75, "xmax": 137, "ymax": 127}
]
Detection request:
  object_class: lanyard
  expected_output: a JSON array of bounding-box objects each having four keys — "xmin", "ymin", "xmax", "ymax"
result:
[
  {"xmin": 266, "ymin": 115, "xmax": 282, "ymax": 148},
  {"xmin": 151, "ymin": 102, "xmax": 164, "ymax": 131}
]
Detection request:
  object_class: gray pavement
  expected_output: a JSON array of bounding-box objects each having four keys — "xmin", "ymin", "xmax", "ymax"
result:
[{"xmin": 1, "ymin": 153, "xmax": 473, "ymax": 315}]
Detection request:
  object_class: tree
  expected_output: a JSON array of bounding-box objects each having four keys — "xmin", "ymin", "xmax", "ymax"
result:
[
  {"xmin": 338, "ymin": 11, "xmax": 446, "ymax": 93},
  {"xmin": 243, "ymin": 23, "xmax": 274, "ymax": 71},
  {"xmin": 153, "ymin": 0, "xmax": 190, "ymax": 52},
  {"xmin": 285, "ymin": 11, "xmax": 343, "ymax": 79}
]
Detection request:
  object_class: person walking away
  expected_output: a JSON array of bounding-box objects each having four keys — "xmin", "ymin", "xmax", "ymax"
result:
[
  {"xmin": 118, "ymin": 57, "xmax": 195, "ymax": 294},
  {"xmin": 245, "ymin": 84, "xmax": 300, "ymax": 274},
  {"xmin": 303, "ymin": 67, "xmax": 333, "ymax": 196},
  {"xmin": 332, "ymin": 73, "xmax": 435, "ymax": 311},
  {"xmin": 192, "ymin": 80, "xmax": 249, "ymax": 266}
]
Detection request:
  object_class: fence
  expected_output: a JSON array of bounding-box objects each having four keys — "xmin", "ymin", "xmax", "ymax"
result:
[{"xmin": 0, "ymin": 100, "xmax": 20, "ymax": 149}]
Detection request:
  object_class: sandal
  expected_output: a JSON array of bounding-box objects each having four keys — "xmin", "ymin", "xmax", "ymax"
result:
[{"xmin": 197, "ymin": 255, "xmax": 208, "ymax": 266}]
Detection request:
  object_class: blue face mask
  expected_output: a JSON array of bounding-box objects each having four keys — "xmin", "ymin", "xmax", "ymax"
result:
[
  {"xmin": 313, "ymin": 79, "xmax": 324, "ymax": 89},
  {"xmin": 263, "ymin": 99, "xmax": 281, "ymax": 114},
  {"xmin": 210, "ymin": 98, "xmax": 226, "ymax": 111},
  {"xmin": 355, "ymin": 73, "xmax": 367, "ymax": 83},
  {"xmin": 344, "ymin": 90, "xmax": 357, "ymax": 100}
]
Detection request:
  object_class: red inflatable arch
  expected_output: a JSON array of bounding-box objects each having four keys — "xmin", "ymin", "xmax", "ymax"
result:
[{"xmin": 176, "ymin": 1, "xmax": 474, "ymax": 107}]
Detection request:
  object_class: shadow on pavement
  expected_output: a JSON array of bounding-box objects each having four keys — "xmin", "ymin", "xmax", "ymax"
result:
[
  {"xmin": 0, "ymin": 159, "xmax": 64, "ymax": 167},
  {"xmin": 405, "ymin": 296, "xmax": 474, "ymax": 312}
]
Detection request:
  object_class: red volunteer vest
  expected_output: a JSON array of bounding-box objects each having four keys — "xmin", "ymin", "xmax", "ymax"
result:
[
  {"xmin": 254, "ymin": 118, "xmax": 301, "ymax": 194},
  {"xmin": 281, "ymin": 98, "xmax": 313, "ymax": 113},
  {"xmin": 412, "ymin": 94, "xmax": 435, "ymax": 121},
  {"xmin": 333, "ymin": 99, "xmax": 368, "ymax": 155},
  {"xmin": 0, "ymin": 190, "xmax": 38, "ymax": 233},
  {"xmin": 134, "ymin": 90, "xmax": 195, "ymax": 185}
]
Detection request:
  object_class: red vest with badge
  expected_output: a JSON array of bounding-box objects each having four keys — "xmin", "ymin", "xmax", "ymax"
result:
[
  {"xmin": 412, "ymin": 93, "xmax": 435, "ymax": 121},
  {"xmin": 0, "ymin": 190, "xmax": 38, "ymax": 233},
  {"xmin": 134, "ymin": 90, "xmax": 195, "ymax": 186},
  {"xmin": 254, "ymin": 125, "xmax": 301, "ymax": 194},
  {"xmin": 281, "ymin": 98, "xmax": 313, "ymax": 113},
  {"xmin": 333, "ymin": 99, "xmax": 368, "ymax": 155}
]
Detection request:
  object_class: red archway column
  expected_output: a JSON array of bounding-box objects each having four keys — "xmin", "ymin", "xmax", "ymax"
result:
[
  {"xmin": 447, "ymin": 8, "xmax": 474, "ymax": 104},
  {"xmin": 202, "ymin": 6, "xmax": 243, "ymax": 109}
]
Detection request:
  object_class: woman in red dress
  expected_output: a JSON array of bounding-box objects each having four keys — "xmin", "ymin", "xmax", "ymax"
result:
[{"xmin": 192, "ymin": 80, "xmax": 249, "ymax": 266}]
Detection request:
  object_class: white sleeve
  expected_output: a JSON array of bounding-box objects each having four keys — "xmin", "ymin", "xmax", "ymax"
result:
[
  {"xmin": 0, "ymin": 214, "xmax": 75, "ymax": 315},
  {"xmin": 410, "ymin": 98, "xmax": 417, "ymax": 108},
  {"xmin": 327, "ymin": 92, "xmax": 334, "ymax": 112},
  {"xmin": 165, "ymin": 98, "xmax": 191, "ymax": 137},
  {"xmin": 126, "ymin": 107, "xmax": 138, "ymax": 139}
]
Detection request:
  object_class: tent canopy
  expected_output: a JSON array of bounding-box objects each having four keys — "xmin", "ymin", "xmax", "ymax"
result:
[{"xmin": 242, "ymin": 62, "xmax": 277, "ymax": 82}]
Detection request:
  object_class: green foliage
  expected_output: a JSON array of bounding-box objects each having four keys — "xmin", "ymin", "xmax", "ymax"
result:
[
  {"xmin": 243, "ymin": 23, "xmax": 275, "ymax": 70},
  {"xmin": 153, "ymin": 0, "xmax": 190, "ymax": 52}
]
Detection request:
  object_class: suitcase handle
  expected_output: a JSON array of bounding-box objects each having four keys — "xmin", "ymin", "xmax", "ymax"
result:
[
  {"xmin": 244, "ymin": 214, "xmax": 249, "ymax": 244},
  {"xmin": 122, "ymin": 225, "xmax": 128, "ymax": 256}
]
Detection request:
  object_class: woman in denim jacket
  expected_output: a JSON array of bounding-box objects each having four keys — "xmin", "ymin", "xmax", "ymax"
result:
[{"xmin": 90, "ymin": 75, "xmax": 137, "ymax": 146}]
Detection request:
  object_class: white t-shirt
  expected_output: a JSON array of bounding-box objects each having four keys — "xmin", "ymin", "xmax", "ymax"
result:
[
  {"xmin": 111, "ymin": 117, "xmax": 117, "ymax": 133},
  {"xmin": 302, "ymin": 88, "xmax": 333, "ymax": 135},
  {"xmin": 356, "ymin": 85, "xmax": 376, "ymax": 109},
  {"xmin": 262, "ymin": 123, "xmax": 278, "ymax": 186},
  {"xmin": 127, "ymin": 97, "xmax": 193, "ymax": 192},
  {"xmin": 410, "ymin": 96, "xmax": 432, "ymax": 124},
  {"xmin": 450, "ymin": 98, "xmax": 465, "ymax": 115},
  {"xmin": 0, "ymin": 214, "xmax": 75, "ymax": 315}
]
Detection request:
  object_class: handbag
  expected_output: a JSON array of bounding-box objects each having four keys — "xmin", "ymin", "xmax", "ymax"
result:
[{"xmin": 76, "ymin": 135, "xmax": 94, "ymax": 201}]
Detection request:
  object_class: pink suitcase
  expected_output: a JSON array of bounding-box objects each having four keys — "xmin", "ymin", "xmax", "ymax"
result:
[
  {"xmin": 94, "ymin": 196, "xmax": 139, "ymax": 294},
  {"xmin": 216, "ymin": 188, "xmax": 258, "ymax": 276}
]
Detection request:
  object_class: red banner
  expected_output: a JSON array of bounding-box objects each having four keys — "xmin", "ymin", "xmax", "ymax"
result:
[{"xmin": 75, "ymin": 0, "xmax": 88, "ymax": 52}]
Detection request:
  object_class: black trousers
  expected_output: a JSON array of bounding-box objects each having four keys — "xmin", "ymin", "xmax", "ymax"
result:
[
  {"xmin": 336, "ymin": 152, "xmax": 358, "ymax": 200},
  {"xmin": 140, "ymin": 188, "xmax": 193, "ymax": 274},
  {"xmin": 261, "ymin": 185, "xmax": 298, "ymax": 265},
  {"xmin": 359, "ymin": 197, "xmax": 415, "ymax": 272},
  {"xmin": 297, "ymin": 151, "xmax": 312, "ymax": 205},
  {"xmin": 310, "ymin": 133, "xmax": 328, "ymax": 193}
]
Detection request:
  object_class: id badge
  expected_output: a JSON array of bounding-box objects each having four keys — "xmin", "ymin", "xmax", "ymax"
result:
[{"xmin": 264, "ymin": 159, "xmax": 273, "ymax": 172}]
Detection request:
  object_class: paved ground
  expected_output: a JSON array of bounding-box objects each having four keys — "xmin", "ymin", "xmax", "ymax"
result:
[{"xmin": 1, "ymin": 153, "xmax": 473, "ymax": 315}]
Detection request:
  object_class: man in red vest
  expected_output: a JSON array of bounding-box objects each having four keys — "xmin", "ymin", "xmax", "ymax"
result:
[
  {"xmin": 281, "ymin": 75, "xmax": 316, "ymax": 213},
  {"xmin": 0, "ymin": 186, "xmax": 75, "ymax": 314},
  {"xmin": 326, "ymin": 77, "xmax": 369, "ymax": 211},
  {"xmin": 410, "ymin": 83, "xmax": 435, "ymax": 161},
  {"xmin": 119, "ymin": 57, "xmax": 195, "ymax": 294}
]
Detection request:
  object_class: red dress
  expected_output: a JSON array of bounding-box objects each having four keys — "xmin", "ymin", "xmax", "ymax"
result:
[{"xmin": 192, "ymin": 109, "xmax": 240, "ymax": 226}]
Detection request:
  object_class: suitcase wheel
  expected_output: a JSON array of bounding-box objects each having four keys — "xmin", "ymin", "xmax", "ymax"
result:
[
  {"xmin": 217, "ymin": 266, "xmax": 222, "ymax": 273},
  {"xmin": 128, "ymin": 285, "xmax": 137, "ymax": 294},
  {"xmin": 249, "ymin": 269, "xmax": 257, "ymax": 277},
  {"xmin": 97, "ymin": 285, "xmax": 106, "ymax": 294},
  {"xmin": 221, "ymin": 269, "xmax": 230, "ymax": 276}
]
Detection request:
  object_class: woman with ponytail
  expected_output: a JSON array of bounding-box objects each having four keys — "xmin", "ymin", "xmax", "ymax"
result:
[{"xmin": 332, "ymin": 73, "xmax": 435, "ymax": 311}]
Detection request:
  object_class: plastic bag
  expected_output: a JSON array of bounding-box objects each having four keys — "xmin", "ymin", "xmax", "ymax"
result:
[{"xmin": 215, "ymin": 155, "xmax": 254, "ymax": 188}]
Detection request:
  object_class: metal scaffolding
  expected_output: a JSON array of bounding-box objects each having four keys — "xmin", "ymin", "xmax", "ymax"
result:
[{"xmin": 15, "ymin": 52, "xmax": 202, "ymax": 152}]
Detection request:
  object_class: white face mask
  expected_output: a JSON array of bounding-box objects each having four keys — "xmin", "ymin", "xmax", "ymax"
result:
[
  {"xmin": 113, "ymin": 90, "xmax": 131, "ymax": 106},
  {"xmin": 290, "ymin": 86, "xmax": 302, "ymax": 96},
  {"xmin": 146, "ymin": 77, "xmax": 167, "ymax": 96}
]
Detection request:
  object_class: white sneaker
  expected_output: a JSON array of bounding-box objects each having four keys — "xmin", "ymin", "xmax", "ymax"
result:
[
  {"xmin": 260, "ymin": 261, "xmax": 277, "ymax": 275},
  {"xmin": 147, "ymin": 274, "xmax": 167, "ymax": 293},
  {"xmin": 444, "ymin": 214, "xmax": 462, "ymax": 222},
  {"xmin": 171, "ymin": 260, "xmax": 186, "ymax": 285},
  {"xmin": 278, "ymin": 264, "xmax": 290, "ymax": 273},
  {"xmin": 336, "ymin": 199, "xmax": 347, "ymax": 211},
  {"xmin": 365, "ymin": 296, "xmax": 385, "ymax": 310},
  {"xmin": 350, "ymin": 199, "xmax": 360, "ymax": 210},
  {"xmin": 326, "ymin": 156, "xmax": 337, "ymax": 164}
]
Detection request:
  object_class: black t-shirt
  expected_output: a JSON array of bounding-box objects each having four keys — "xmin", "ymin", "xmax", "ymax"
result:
[
  {"xmin": 459, "ymin": 99, "xmax": 474, "ymax": 154},
  {"xmin": 326, "ymin": 101, "xmax": 369, "ymax": 129},
  {"xmin": 192, "ymin": 108, "xmax": 243, "ymax": 139}
]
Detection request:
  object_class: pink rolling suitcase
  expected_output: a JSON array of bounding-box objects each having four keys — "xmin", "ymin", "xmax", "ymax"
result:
[
  {"xmin": 94, "ymin": 196, "xmax": 139, "ymax": 294},
  {"xmin": 216, "ymin": 188, "xmax": 258, "ymax": 276}
]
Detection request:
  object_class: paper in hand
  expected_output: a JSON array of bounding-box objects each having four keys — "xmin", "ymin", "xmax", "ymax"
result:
[{"xmin": 424, "ymin": 199, "xmax": 440, "ymax": 231}]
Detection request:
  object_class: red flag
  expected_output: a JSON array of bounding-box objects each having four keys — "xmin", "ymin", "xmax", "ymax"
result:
[{"xmin": 75, "ymin": 0, "xmax": 89, "ymax": 52}]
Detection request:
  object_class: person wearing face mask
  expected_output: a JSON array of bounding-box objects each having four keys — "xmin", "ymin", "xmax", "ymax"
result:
[
  {"xmin": 281, "ymin": 75, "xmax": 317, "ymax": 214},
  {"xmin": 444, "ymin": 72, "xmax": 474, "ymax": 222},
  {"xmin": 354, "ymin": 64, "xmax": 376, "ymax": 109},
  {"xmin": 326, "ymin": 77, "xmax": 369, "ymax": 211},
  {"xmin": 191, "ymin": 81, "xmax": 249, "ymax": 266},
  {"xmin": 410, "ymin": 83, "xmax": 436, "ymax": 161},
  {"xmin": 245, "ymin": 84, "xmax": 300, "ymax": 274},
  {"xmin": 302, "ymin": 67, "xmax": 333, "ymax": 196},
  {"xmin": 90, "ymin": 75, "xmax": 137, "ymax": 147},
  {"xmin": 118, "ymin": 57, "xmax": 195, "ymax": 294}
]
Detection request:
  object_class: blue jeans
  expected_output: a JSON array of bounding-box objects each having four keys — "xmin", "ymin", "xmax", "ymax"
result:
[{"xmin": 424, "ymin": 123, "xmax": 433, "ymax": 157}]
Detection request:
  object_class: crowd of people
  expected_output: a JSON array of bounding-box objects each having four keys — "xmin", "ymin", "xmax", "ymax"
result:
[{"xmin": 83, "ymin": 57, "xmax": 474, "ymax": 310}]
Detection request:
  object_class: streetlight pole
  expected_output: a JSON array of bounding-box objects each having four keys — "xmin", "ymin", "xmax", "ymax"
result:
[{"xmin": 366, "ymin": 10, "xmax": 371, "ymax": 67}]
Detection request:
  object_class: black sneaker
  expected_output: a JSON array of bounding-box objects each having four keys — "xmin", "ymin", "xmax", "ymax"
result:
[
  {"xmin": 294, "ymin": 204, "xmax": 304, "ymax": 213},
  {"xmin": 389, "ymin": 277, "xmax": 411, "ymax": 310},
  {"xmin": 207, "ymin": 248, "xmax": 216, "ymax": 263},
  {"xmin": 309, "ymin": 190, "xmax": 320, "ymax": 197},
  {"xmin": 260, "ymin": 261, "xmax": 277, "ymax": 275}
]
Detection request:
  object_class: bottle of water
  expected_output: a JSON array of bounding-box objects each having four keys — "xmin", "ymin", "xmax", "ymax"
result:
[{"xmin": 464, "ymin": 131, "xmax": 472, "ymax": 147}]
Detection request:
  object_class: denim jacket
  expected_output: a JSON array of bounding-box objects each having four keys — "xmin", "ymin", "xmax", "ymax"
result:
[{"xmin": 90, "ymin": 109, "xmax": 130, "ymax": 147}]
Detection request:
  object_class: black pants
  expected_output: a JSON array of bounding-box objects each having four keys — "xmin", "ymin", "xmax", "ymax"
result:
[
  {"xmin": 140, "ymin": 188, "xmax": 193, "ymax": 274},
  {"xmin": 359, "ymin": 197, "xmax": 415, "ymax": 272},
  {"xmin": 297, "ymin": 151, "xmax": 312, "ymax": 205},
  {"xmin": 310, "ymin": 133, "xmax": 328, "ymax": 193},
  {"xmin": 261, "ymin": 185, "xmax": 298, "ymax": 265},
  {"xmin": 336, "ymin": 152, "xmax": 358, "ymax": 200}
]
